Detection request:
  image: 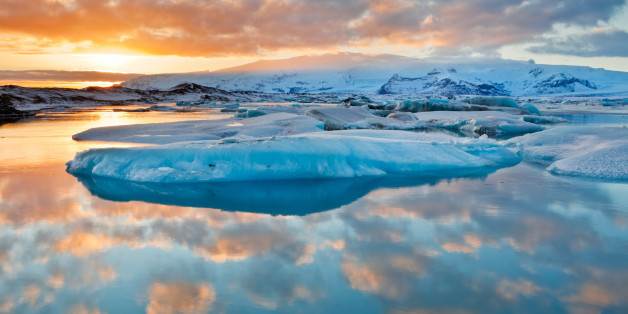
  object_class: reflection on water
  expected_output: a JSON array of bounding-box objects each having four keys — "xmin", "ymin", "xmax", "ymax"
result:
[
  {"xmin": 75, "ymin": 168, "xmax": 501, "ymax": 215},
  {"xmin": 0, "ymin": 80, "xmax": 121, "ymax": 89},
  {"xmin": 550, "ymin": 112, "xmax": 628, "ymax": 125},
  {"xmin": 0, "ymin": 106, "xmax": 229, "ymax": 170},
  {"xmin": 1, "ymin": 109, "xmax": 628, "ymax": 313}
]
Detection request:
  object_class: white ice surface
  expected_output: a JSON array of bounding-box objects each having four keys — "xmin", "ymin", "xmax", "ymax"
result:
[
  {"xmin": 72, "ymin": 112, "xmax": 323, "ymax": 144},
  {"xmin": 305, "ymin": 107, "xmax": 423, "ymax": 130},
  {"xmin": 512, "ymin": 126, "xmax": 628, "ymax": 180},
  {"xmin": 67, "ymin": 130, "xmax": 520, "ymax": 183}
]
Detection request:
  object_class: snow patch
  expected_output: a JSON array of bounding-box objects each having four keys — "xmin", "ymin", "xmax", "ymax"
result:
[
  {"xmin": 72, "ymin": 112, "xmax": 323, "ymax": 144},
  {"xmin": 512, "ymin": 126, "xmax": 628, "ymax": 180}
]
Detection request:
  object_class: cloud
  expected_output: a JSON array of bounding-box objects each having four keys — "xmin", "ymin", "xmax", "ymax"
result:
[
  {"xmin": 529, "ymin": 29, "xmax": 628, "ymax": 57},
  {"xmin": 0, "ymin": 70, "xmax": 141, "ymax": 82},
  {"xmin": 0, "ymin": 0, "xmax": 625, "ymax": 57},
  {"xmin": 146, "ymin": 282, "xmax": 215, "ymax": 314}
]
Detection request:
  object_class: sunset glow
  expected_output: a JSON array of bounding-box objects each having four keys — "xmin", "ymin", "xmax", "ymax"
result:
[
  {"xmin": 2, "ymin": 2, "xmax": 628, "ymax": 313},
  {"xmin": 0, "ymin": 0, "xmax": 627, "ymax": 83}
]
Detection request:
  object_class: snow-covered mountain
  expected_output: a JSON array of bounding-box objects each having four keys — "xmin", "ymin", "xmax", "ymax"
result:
[{"xmin": 123, "ymin": 53, "xmax": 628, "ymax": 96}]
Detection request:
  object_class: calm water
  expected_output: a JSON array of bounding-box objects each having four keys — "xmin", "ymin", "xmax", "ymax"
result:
[{"xmin": 1, "ymin": 108, "xmax": 628, "ymax": 314}]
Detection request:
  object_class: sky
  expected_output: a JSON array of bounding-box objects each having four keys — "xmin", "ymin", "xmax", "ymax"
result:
[{"xmin": 1, "ymin": 0, "xmax": 628, "ymax": 83}]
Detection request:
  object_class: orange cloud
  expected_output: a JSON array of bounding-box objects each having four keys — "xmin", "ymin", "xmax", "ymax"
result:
[
  {"xmin": 53, "ymin": 231, "xmax": 117, "ymax": 256},
  {"xmin": 341, "ymin": 256, "xmax": 423, "ymax": 299},
  {"xmin": 441, "ymin": 234, "xmax": 482, "ymax": 254},
  {"xmin": 146, "ymin": 282, "xmax": 215, "ymax": 314},
  {"xmin": 70, "ymin": 304, "xmax": 102, "ymax": 314},
  {"xmin": 0, "ymin": 0, "xmax": 623, "ymax": 57}
]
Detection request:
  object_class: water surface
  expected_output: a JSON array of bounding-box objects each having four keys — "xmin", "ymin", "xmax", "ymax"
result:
[{"xmin": 1, "ymin": 107, "xmax": 628, "ymax": 314}]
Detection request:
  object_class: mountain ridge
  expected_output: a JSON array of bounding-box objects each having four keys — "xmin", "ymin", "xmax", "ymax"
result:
[{"xmin": 122, "ymin": 53, "xmax": 628, "ymax": 96}]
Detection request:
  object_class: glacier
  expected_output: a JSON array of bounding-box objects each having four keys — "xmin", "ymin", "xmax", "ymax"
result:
[
  {"xmin": 122, "ymin": 53, "xmax": 628, "ymax": 97},
  {"xmin": 512, "ymin": 126, "xmax": 628, "ymax": 180},
  {"xmin": 66, "ymin": 130, "xmax": 520, "ymax": 183}
]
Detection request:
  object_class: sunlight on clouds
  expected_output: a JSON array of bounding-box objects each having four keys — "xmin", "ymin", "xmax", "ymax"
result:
[
  {"xmin": 80, "ymin": 53, "xmax": 136, "ymax": 72},
  {"xmin": 0, "ymin": 50, "xmax": 257, "ymax": 73},
  {"xmin": 0, "ymin": 0, "xmax": 625, "ymax": 72},
  {"xmin": 70, "ymin": 304, "xmax": 101, "ymax": 314},
  {"xmin": 146, "ymin": 282, "xmax": 215, "ymax": 314}
]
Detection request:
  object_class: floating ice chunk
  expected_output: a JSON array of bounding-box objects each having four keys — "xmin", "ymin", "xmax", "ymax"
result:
[
  {"xmin": 414, "ymin": 111, "xmax": 544, "ymax": 137},
  {"xmin": 306, "ymin": 106, "xmax": 425, "ymax": 131},
  {"xmin": 307, "ymin": 107, "xmax": 544, "ymax": 136},
  {"xmin": 307, "ymin": 107, "xmax": 378, "ymax": 129},
  {"xmin": 72, "ymin": 113, "xmax": 323, "ymax": 144},
  {"xmin": 235, "ymin": 104, "xmax": 306, "ymax": 118},
  {"xmin": 548, "ymin": 143, "xmax": 628, "ymax": 180},
  {"xmin": 518, "ymin": 103, "xmax": 541, "ymax": 115},
  {"xmin": 601, "ymin": 98, "xmax": 628, "ymax": 107},
  {"xmin": 512, "ymin": 126, "xmax": 628, "ymax": 180},
  {"xmin": 341, "ymin": 96, "xmax": 375, "ymax": 107},
  {"xmin": 387, "ymin": 112, "xmax": 418, "ymax": 122},
  {"xmin": 521, "ymin": 115, "xmax": 566, "ymax": 125},
  {"xmin": 464, "ymin": 96, "xmax": 518, "ymax": 108},
  {"xmin": 67, "ymin": 130, "xmax": 520, "ymax": 183},
  {"xmin": 465, "ymin": 98, "xmax": 542, "ymax": 115},
  {"xmin": 235, "ymin": 108, "xmax": 266, "ymax": 118},
  {"xmin": 395, "ymin": 99, "xmax": 488, "ymax": 113}
]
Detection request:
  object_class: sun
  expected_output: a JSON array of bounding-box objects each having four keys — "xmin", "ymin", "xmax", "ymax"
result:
[{"xmin": 82, "ymin": 53, "xmax": 135, "ymax": 72}]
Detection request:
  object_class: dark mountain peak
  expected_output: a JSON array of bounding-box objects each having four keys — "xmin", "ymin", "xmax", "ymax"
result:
[
  {"xmin": 533, "ymin": 73, "xmax": 597, "ymax": 94},
  {"xmin": 427, "ymin": 68, "xmax": 442, "ymax": 76},
  {"xmin": 529, "ymin": 68, "xmax": 544, "ymax": 78},
  {"xmin": 167, "ymin": 82, "xmax": 230, "ymax": 94}
]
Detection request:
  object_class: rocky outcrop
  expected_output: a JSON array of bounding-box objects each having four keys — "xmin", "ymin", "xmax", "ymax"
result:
[
  {"xmin": 532, "ymin": 73, "xmax": 597, "ymax": 94},
  {"xmin": 0, "ymin": 93, "xmax": 34, "ymax": 122},
  {"xmin": 379, "ymin": 73, "xmax": 510, "ymax": 97}
]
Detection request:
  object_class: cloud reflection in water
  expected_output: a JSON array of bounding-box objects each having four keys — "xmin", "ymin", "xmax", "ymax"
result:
[{"xmin": 0, "ymin": 163, "xmax": 627, "ymax": 313}]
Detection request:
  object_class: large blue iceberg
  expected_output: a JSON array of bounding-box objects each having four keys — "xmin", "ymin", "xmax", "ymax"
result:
[{"xmin": 67, "ymin": 130, "xmax": 520, "ymax": 183}]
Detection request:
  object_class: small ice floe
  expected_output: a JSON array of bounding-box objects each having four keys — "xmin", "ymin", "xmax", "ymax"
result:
[{"xmin": 512, "ymin": 126, "xmax": 628, "ymax": 180}]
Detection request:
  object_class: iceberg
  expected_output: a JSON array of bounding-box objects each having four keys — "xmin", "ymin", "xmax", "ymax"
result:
[
  {"xmin": 414, "ymin": 111, "xmax": 544, "ymax": 137},
  {"xmin": 306, "ymin": 106, "xmax": 379, "ymax": 130},
  {"xmin": 518, "ymin": 103, "xmax": 541, "ymax": 115},
  {"xmin": 305, "ymin": 107, "xmax": 547, "ymax": 137},
  {"xmin": 235, "ymin": 104, "xmax": 305, "ymax": 118},
  {"xmin": 67, "ymin": 130, "xmax": 520, "ymax": 183},
  {"xmin": 512, "ymin": 126, "xmax": 628, "ymax": 180},
  {"xmin": 464, "ymin": 96, "xmax": 519, "ymax": 108},
  {"xmin": 394, "ymin": 99, "xmax": 490, "ymax": 113},
  {"xmin": 305, "ymin": 106, "xmax": 425, "ymax": 131},
  {"xmin": 72, "ymin": 113, "xmax": 323, "ymax": 144}
]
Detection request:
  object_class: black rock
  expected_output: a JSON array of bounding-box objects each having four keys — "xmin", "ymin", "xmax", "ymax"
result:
[{"xmin": 0, "ymin": 93, "xmax": 34, "ymax": 121}]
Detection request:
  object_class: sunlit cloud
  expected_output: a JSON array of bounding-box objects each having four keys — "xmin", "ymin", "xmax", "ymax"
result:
[
  {"xmin": 146, "ymin": 282, "xmax": 215, "ymax": 314},
  {"xmin": 0, "ymin": 0, "xmax": 626, "ymax": 61},
  {"xmin": 496, "ymin": 279, "xmax": 540, "ymax": 300}
]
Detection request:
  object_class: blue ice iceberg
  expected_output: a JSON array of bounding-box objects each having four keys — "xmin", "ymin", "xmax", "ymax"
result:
[
  {"xmin": 414, "ymin": 111, "xmax": 544, "ymax": 137},
  {"xmin": 67, "ymin": 130, "xmax": 520, "ymax": 183}
]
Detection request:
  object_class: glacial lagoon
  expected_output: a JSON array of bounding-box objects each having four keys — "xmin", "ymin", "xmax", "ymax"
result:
[{"xmin": 1, "ymin": 106, "xmax": 627, "ymax": 313}]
